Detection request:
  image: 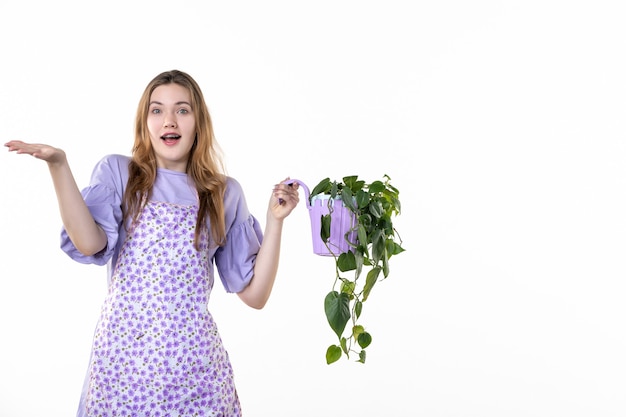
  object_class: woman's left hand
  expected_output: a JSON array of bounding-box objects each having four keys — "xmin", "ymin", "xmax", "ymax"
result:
[{"xmin": 269, "ymin": 178, "xmax": 300, "ymax": 220}]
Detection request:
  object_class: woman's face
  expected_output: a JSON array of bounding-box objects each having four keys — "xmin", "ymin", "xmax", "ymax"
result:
[{"xmin": 147, "ymin": 83, "xmax": 196, "ymax": 172}]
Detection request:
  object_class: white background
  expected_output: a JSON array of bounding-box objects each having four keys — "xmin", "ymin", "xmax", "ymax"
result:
[{"xmin": 1, "ymin": 1, "xmax": 625, "ymax": 416}]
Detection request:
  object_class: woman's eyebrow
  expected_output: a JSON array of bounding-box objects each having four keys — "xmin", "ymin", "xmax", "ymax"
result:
[{"xmin": 148, "ymin": 101, "xmax": 192, "ymax": 106}]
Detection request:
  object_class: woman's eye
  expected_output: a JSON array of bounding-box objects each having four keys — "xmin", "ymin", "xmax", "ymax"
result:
[
  {"xmin": 178, "ymin": 108, "xmax": 189, "ymax": 114},
  {"xmin": 151, "ymin": 108, "xmax": 161, "ymax": 114}
]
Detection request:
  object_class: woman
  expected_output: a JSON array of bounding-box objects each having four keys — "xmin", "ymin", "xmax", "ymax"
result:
[{"xmin": 5, "ymin": 69, "xmax": 300, "ymax": 416}]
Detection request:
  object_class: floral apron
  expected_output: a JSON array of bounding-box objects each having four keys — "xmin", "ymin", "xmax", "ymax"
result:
[{"xmin": 82, "ymin": 200, "xmax": 241, "ymax": 417}]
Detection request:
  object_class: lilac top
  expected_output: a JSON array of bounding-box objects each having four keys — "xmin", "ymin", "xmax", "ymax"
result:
[{"xmin": 60, "ymin": 154, "xmax": 263, "ymax": 293}]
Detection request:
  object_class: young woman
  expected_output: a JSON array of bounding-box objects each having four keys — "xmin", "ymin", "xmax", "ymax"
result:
[{"xmin": 5, "ymin": 69, "xmax": 300, "ymax": 416}]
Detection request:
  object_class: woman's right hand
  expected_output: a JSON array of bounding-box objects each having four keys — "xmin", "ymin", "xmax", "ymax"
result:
[
  {"xmin": 5, "ymin": 139, "xmax": 107, "ymax": 255},
  {"xmin": 5, "ymin": 140, "xmax": 67, "ymax": 165}
]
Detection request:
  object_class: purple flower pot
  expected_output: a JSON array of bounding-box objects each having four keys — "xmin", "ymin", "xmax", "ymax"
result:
[{"xmin": 284, "ymin": 179, "xmax": 357, "ymax": 256}]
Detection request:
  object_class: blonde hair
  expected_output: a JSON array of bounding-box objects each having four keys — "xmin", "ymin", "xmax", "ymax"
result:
[{"xmin": 123, "ymin": 69, "xmax": 227, "ymax": 249}]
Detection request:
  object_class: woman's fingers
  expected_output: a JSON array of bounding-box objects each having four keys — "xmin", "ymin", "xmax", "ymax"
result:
[
  {"xmin": 5, "ymin": 141, "xmax": 65, "ymax": 163},
  {"xmin": 274, "ymin": 180, "xmax": 300, "ymax": 206}
]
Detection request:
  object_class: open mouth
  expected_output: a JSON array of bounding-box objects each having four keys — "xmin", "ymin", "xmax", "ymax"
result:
[{"xmin": 161, "ymin": 134, "xmax": 181, "ymax": 145}]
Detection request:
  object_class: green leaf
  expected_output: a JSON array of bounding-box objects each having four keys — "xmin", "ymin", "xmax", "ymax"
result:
[
  {"xmin": 382, "ymin": 253, "xmax": 390, "ymax": 278},
  {"xmin": 369, "ymin": 200, "xmax": 384, "ymax": 218},
  {"xmin": 342, "ymin": 175, "xmax": 359, "ymax": 187},
  {"xmin": 320, "ymin": 214, "xmax": 331, "ymax": 242},
  {"xmin": 352, "ymin": 325, "xmax": 365, "ymax": 339},
  {"xmin": 369, "ymin": 180, "xmax": 385, "ymax": 194},
  {"xmin": 358, "ymin": 332, "xmax": 372, "ymax": 349},
  {"xmin": 343, "ymin": 175, "xmax": 364, "ymax": 193},
  {"xmin": 324, "ymin": 291, "xmax": 351, "ymax": 338},
  {"xmin": 337, "ymin": 251, "xmax": 356, "ymax": 272},
  {"xmin": 358, "ymin": 213, "xmax": 372, "ymax": 229},
  {"xmin": 340, "ymin": 280, "xmax": 355, "ymax": 298},
  {"xmin": 386, "ymin": 239, "xmax": 405, "ymax": 256},
  {"xmin": 329, "ymin": 181, "xmax": 339, "ymax": 199},
  {"xmin": 355, "ymin": 189, "xmax": 369, "ymax": 209},
  {"xmin": 326, "ymin": 345, "xmax": 342, "ymax": 364},
  {"xmin": 341, "ymin": 187, "xmax": 357, "ymax": 211},
  {"xmin": 310, "ymin": 178, "xmax": 331, "ymax": 202},
  {"xmin": 355, "ymin": 300, "xmax": 363, "ymax": 319},
  {"xmin": 358, "ymin": 350, "xmax": 367, "ymax": 364},
  {"xmin": 388, "ymin": 194, "xmax": 401, "ymax": 214},
  {"xmin": 357, "ymin": 224, "xmax": 368, "ymax": 255},
  {"xmin": 340, "ymin": 337, "xmax": 348, "ymax": 354},
  {"xmin": 371, "ymin": 229, "xmax": 386, "ymax": 264},
  {"xmin": 354, "ymin": 247, "xmax": 364, "ymax": 277},
  {"xmin": 363, "ymin": 267, "xmax": 381, "ymax": 302}
]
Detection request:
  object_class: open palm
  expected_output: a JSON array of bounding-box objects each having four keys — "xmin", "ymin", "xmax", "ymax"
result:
[{"xmin": 5, "ymin": 140, "xmax": 67, "ymax": 164}]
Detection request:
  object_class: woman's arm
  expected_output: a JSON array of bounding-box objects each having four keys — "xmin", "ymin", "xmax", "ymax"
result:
[
  {"xmin": 5, "ymin": 140, "xmax": 107, "ymax": 256},
  {"xmin": 237, "ymin": 180, "xmax": 300, "ymax": 309}
]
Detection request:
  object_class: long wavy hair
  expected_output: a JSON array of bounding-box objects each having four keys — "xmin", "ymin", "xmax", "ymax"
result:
[{"xmin": 122, "ymin": 69, "xmax": 227, "ymax": 250}]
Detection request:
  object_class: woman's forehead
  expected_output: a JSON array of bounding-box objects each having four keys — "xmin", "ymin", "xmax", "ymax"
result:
[{"xmin": 150, "ymin": 83, "xmax": 191, "ymax": 103}]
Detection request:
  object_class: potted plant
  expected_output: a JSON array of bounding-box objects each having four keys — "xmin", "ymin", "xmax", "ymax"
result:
[{"xmin": 287, "ymin": 175, "xmax": 405, "ymax": 364}]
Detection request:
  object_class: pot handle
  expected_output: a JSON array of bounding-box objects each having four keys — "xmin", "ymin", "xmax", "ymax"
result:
[{"xmin": 279, "ymin": 178, "xmax": 311, "ymax": 209}]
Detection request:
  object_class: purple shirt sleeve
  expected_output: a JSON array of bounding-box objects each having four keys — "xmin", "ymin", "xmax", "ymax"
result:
[
  {"xmin": 60, "ymin": 155, "xmax": 127, "ymax": 266},
  {"xmin": 215, "ymin": 178, "xmax": 264, "ymax": 293}
]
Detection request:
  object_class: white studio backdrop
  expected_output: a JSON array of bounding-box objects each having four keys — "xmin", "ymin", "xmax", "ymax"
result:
[{"xmin": 1, "ymin": 1, "xmax": 625, "ymax": 416}]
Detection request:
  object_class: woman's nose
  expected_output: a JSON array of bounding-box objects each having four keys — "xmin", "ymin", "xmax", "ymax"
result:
[{"xmin": 163, "ymin": 116, "xmax": 177, "ymax": 128}]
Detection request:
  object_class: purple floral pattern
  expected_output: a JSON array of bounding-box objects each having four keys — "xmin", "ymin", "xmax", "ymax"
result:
[{"xmin": 84, "ymin": 201, "xmax": 241, "ymax": 416}]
